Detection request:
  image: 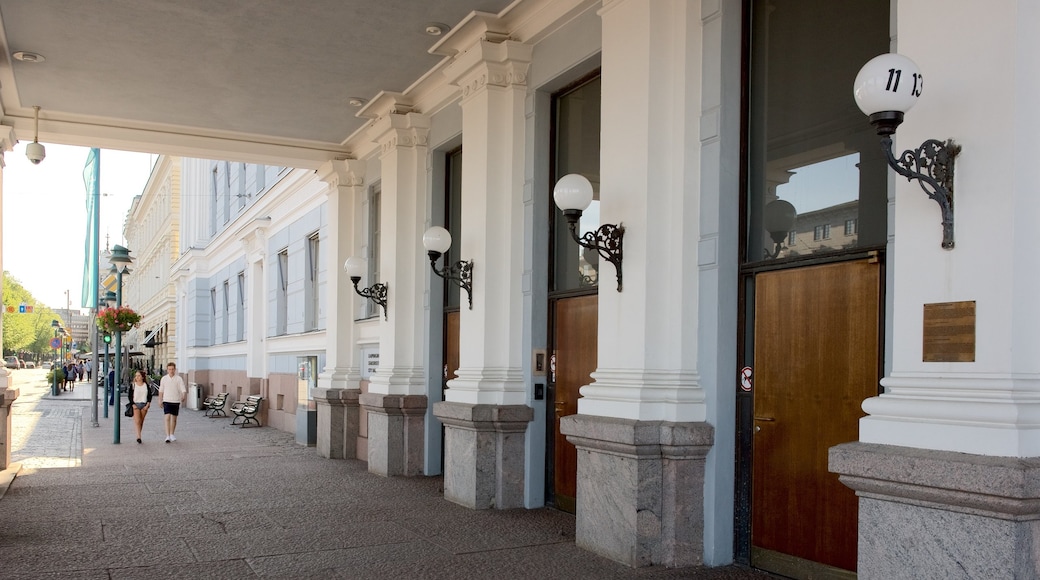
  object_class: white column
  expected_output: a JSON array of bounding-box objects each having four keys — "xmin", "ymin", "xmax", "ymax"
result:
[
  {"xmin": 365, "ymin": 112, "xmax": 429, "ymax": 396},
  {"xmin": 579, "ymin": 0, "xmax": 706, "ymax": 423},
  {"xmin": 360, "ymin": 109, "xmax": 430, "ymax": 476},
  {"xmin": 314, "ymin": 159, "xmax": 365, "ymax": 460},
  {"xmin": 441, "ymin": 39, "xmax": 531, "ymax": 406},
  {"xmin": 859, "ymin": 0, "xmax": 1040, "ymax": 458},
  {"xmin": 317, "ymin": 159, "xmax": 365, "ymax": 390}
]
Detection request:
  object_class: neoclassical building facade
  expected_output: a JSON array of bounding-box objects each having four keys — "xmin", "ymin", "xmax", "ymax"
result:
[{"xmin": 6, "ymin": 1, "xmax": 1036, "ymax": 578}]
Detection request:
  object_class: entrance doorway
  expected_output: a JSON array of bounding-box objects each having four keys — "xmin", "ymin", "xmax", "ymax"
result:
[
  {"xmin": 749, "ymin": 258, "xmax": 880, "ymax": 576},
  {"xmin": 548, "ymin": 294, "xmax": 597, "ymax": 512},
  {"xmin": 739, "ymin": 2, "xmax": 889, "ymax": 574},
  {"xmin": 545, "ymin": 73, "xmax": 601, "ymax": 512}
]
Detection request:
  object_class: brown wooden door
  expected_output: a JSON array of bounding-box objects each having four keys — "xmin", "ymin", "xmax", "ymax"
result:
[
  {"xmin": 751, "ymin": 259, "xmax": 880, "ymax": 574},
  {"xmin": 551, "ymin": 294, "xmax": 598, "ymax": 513}
]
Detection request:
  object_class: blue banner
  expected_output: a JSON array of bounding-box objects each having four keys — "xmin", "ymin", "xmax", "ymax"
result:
[{"xmin": 82, "ymin": 148, "xmax": 100, "ymax": 308}]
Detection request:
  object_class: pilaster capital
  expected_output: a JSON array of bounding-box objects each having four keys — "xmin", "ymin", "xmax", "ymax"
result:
[
  {"xmin": 238, "ymin": 217, "xmax": 271, "ymax": 263},
  {"xmin": 443, "ymin": 40, "xmax": 532, "ymax": 102},
  {"xmin": 317, "ymin": 158, "xmax": 365, "ymax": 191},
  {"xmin": 369, "ymin": 112, "xmax": 431, "ymax": 159}
]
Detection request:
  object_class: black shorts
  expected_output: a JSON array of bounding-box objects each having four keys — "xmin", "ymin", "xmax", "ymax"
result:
[{"xmin": 162, "ymin": 402, "xmax": 181, "ymax": 416}]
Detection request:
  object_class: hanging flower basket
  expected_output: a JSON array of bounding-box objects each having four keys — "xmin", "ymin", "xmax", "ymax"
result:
[{"xmin": 96, "ymin": 306, "xmax": 141, "ymax": 334}]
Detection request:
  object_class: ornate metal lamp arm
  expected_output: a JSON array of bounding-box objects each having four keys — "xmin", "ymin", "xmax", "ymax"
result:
[
  {"xmin": 880, "ymin": 135, "xmax": 961, "ymax": 249},
  {"xmin": 566, "ymin": 218, "xmax": 624, "ymax": 292},
  {"xmin": 427, "ymin": 252, "xmax": 473, "ymax": 309},
  {"xmin": 351, "ymin": 278, "xmax": 388, "ymax": 320}
]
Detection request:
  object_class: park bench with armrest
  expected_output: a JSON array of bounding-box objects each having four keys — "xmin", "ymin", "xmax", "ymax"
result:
[
  {"xmin": 203, "ymin": 392, "xmax": 229, "ymax": 418},
  {"xmin": 230, "ymin": 395, "xmax": 263, "ymax": 427}
]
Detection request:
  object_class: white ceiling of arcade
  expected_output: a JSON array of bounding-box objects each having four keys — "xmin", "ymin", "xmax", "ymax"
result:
[{"xmin": 0, "ymin": 0, "xmax": 516, "ymax": 168}]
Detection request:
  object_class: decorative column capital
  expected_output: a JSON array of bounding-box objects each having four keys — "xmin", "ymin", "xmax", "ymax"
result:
[
  {"xmin": 443, "ymin": 40, "xmax": 532, "ymax": 103},
  {"xmin": 370, "ymin": 112, "xmax": 431, "ymax": 159},
  {"xmin": 317, "ymin": 158, "xmax": 366, "ymax": 191}
]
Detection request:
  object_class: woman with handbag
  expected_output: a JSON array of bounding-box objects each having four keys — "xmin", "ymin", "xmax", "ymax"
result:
[{"xmin": 128, "ymin": 370, "xmax": 154, "ymax": 444}]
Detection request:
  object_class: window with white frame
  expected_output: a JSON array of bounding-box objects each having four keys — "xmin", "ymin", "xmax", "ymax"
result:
[
  {"xmin": 210, "ymin": 287, "xmax": 217, "ymax": 345},
  {"xmin": 276, "ymin": 249, "xmax": 289, "ymax": 335},
  {"xmin": 365, "ymin": 184, "xmax": 381, "ymax": 319},
  {"xmin": 223, "ymin": 161, "xmax": 231, "ymax": 225},
  {"xmin": 222, "ymin": 281, "xmax": 230, "ymax": 343},
  {"xmin": 305, "ymin": 232, "xmax": 320, "ymax": 331},
  {"xmin": 236, "ymin": 272, "xmax": 245, "ymax": 341},
  {"xmin": 210, "ymin": 167, "xmax": 219, "ymax": 236},
  {"xmin": 844, "ymin": 218, "xmax": 858, "ymax": 236}
]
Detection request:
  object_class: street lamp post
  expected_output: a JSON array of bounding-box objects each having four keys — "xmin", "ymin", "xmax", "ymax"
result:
[
  {"xmin": 101, "ymin": 291, "xmax": 115, "ymax": 419},
  {"xmin": 50, "ymin": 320, "xmax": 60, "ymax": 396},
  {"xmin": 109, "ymin": 245, "xmax": 133, "ymax": 444}
]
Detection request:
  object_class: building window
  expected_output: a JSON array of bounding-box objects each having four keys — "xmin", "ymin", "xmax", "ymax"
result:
[
  {"xmin": 223, "ymin": 161, "xmax": 231, "ymax": 225},
  {"xmin": 365, "ymin": 184, "xmax": 381, "ymax": 319},
  {"xmin": 788, "ymin": 231, "xmax": 797, "ymax": 246},
  {"xmin": 237, "ymin": 272, "xmax": 245, "ymax": 342},
  {"xmin": 844, "ymin": 219, "xmax": 858, "ymax": 236},
  {"xmin": 813, "ymin": 224, "xmax": 831, "ymax": 241},
  {"xmin": 237, "ymin": 163, "xmax": 247, "ymax": 209},
  {"xmin": 305, "ymin": 232, "xmax": 320, "ymax": 331},
  {"xmin": 276, "ymin": 249, "xmax": 288, "ymax": 335},
  {"xmin": 210, "ymin": 167, "xmax": 219, "ymax": 236},
  {"xmin": 210, "ymin": 287, "xmax": 217, "ymax": 345},
  {"xmin": 222, "ymin": 281, "xmax": 230, "ymax": 343},
  {"xmin": 255, "ymin": 164, "xmax": 265, "ymax": 193}
]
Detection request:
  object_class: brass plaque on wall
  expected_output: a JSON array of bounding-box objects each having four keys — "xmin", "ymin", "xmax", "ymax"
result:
[{"xmin": 922, "ymin": 301, "xmax": 976, "ymax": 362}]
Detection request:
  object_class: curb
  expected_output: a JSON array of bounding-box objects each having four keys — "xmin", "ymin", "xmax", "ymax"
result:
[{"xmin": 0, "ymin": 461, "xmax": 22, "ymax": 501}]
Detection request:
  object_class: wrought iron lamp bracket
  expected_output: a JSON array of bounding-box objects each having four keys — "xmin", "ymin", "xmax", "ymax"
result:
[
  {"xmin": 427, "ymin": 252, "xmax": 473, "ymax": 309},
  {"xmin": 871, "ymin": 111, "xmax": 960, "ymax": 250},
  {"xmin": 565, "ymin": 213, "xmax": 624, "ymax": 292},
  {"xmin": 350, "ymin": 277, "xmax": 388, "ymax": 320}
]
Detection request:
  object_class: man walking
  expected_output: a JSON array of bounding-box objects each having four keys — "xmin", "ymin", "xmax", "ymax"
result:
[{"xmin": 158, "ymin": 362, "xmax": 187, "ymax": 443}]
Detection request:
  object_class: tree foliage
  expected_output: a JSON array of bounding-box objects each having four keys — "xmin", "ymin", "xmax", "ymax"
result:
[{"xmin": 3, "ymin": 272, "xmax": 64, "ymax": 359}]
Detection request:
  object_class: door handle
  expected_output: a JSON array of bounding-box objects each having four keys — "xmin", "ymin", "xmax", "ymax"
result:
[
  {"xmin": 753, "ymin": 416, "xmax": 775, "ymax": 422},
  {"xmin": 554, "ymin": 401, "xmax": 566, "ymax": 417}
]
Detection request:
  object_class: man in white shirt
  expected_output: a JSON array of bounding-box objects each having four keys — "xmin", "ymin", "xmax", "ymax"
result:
[{"xmin": 158, "ymin": 362, "xmax": 187, "ymax": 443}]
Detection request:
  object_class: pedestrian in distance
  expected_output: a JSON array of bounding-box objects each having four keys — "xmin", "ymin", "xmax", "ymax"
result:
[
  {"xmin": 128, "ymin": 370, "xmax": 153, "ymax": 444},
  {"xmin": 85, "ymin": 359, "xmax": 92, "ymax": 382},
  {"xmin": 158, "ymin": 362, "xmax": 187, "ymax": 443}
]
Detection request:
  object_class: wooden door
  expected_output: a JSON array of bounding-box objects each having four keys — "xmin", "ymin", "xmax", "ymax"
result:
[
  {"xmin": 551, "ymin": 294, "xmax": 598, "ymax": 513},
  {"xmin": 751, "ymin": 259, "xmax": 880, "ymax": 575}
]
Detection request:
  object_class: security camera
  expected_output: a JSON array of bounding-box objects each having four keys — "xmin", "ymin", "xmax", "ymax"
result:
[{"xmin": 25, "ymin": 141, "xmax": 45, "ymax": 165}]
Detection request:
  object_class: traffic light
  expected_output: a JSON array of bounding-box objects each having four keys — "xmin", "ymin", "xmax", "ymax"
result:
[{"xmin": 102, "ymin": 333, "xmax": 112, "ymax": 345}]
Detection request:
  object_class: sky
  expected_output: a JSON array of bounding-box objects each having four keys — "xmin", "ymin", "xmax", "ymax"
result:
[{"xmin": 3, "ymin": 142, "xmax": 156, "ymax": 312}]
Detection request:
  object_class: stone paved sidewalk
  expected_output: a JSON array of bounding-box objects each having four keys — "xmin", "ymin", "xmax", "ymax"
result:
[{"xmin": 0, "ymin": 369, "xmax": 777, "ymax": 579}]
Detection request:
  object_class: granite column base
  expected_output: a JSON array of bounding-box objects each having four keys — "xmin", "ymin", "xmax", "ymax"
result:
[
  {"xmin": 0, "ymin": 387, "xmax": 16, "ymax": 469},
  {"xmin": 830, "ymin": 441, "xmax": 1040, "ymax": 579},
  {"xmin": 359, "ymin": 393, "xmax": 427, "ymax": 476},
  {"xmin": 312, "ymin": 388, "xmax": 360, "ymax": 460},
  {"xmin": 433, "ymin": 402, "xmax": 533, "ymax": 510},
  {"xmin": 560, "ymin": 414, "xmax": 714, "ymax": 568}
]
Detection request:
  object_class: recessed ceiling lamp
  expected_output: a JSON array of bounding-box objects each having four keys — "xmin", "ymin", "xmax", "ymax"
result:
[
  {"xmin": 12, "ymin": 51, "xmax": 45, "ymax": 63},
  {"xmin": 425, "ymin": 22, "xmax": 450, "ymax": 36},
  {"xmin": 347, "ymin": 97, "xmax": 366, "ymax": 107}
]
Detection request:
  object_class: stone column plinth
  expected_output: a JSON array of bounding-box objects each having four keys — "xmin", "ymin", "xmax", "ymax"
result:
[
  {"xmin": 360, "ymin": 393, "xmax": 427, "ymax": 476},
  {"xmin": 830, "ymin": 442, "xmax": 1040, "ymax": 579},
  {"xmin": 313, "ymin": 387, "xmax": 360, "ymax": 460},
  {"xmin": 0, "ymin": 387, "xmax": 18, "ymax": 469},
  {"xmin": 561, "ymin": 414, "xmax": 714, "ymax": 568},
  {"xmin": 434, "ymin": 401, "xmax": 533, "ymax": 510}
]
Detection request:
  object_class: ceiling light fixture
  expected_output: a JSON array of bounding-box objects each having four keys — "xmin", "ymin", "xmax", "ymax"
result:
[
  {"xmin": 347, "ymin": 97, "xmax": 366, "ymax": 107},
  {"xmin": 26, "ymin": 105, "xmax": 45, "ymax": 165},
  {"xmin": 12, "ymin": 51, "xmax": 45, "ymax": 63},
  {"xmin": 425, "ymin": 22, "xmax": 450, "ymax": 36}
]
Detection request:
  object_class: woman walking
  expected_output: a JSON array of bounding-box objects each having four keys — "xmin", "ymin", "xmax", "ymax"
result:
[{"xmin": 129, "ymin": 370, "xmax": 153, "ymax": 444}]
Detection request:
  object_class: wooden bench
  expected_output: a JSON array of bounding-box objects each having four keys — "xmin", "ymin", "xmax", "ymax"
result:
[
  {"xmin": 230, "ymin": 395, "xmax": 263, "ymax": 427},
  {"xmin": 203, "ymin": 392, "xmax": 229, "ymax": 418}
]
